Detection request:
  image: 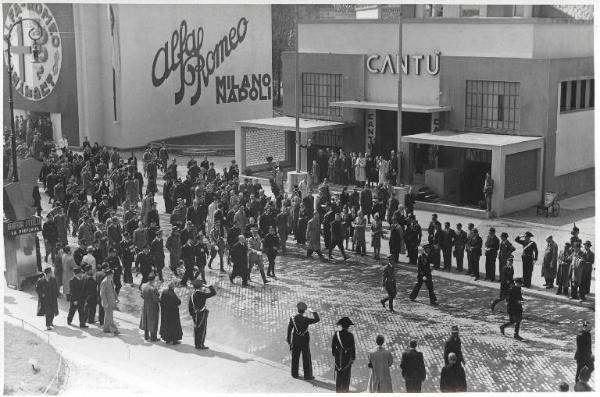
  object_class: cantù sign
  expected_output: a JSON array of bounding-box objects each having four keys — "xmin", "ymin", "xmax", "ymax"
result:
[
  {"xmin": 367, "ymin": 51, "xmax": 440, "ymax": 76},
  {"xmin": 151, "ymin": 17, "xmax": 249, "ymax": 106}
]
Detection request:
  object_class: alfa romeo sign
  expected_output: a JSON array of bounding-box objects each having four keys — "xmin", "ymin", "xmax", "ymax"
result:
[{"xmin": 3, "ymin": 3, "xmax": 62, "ymax": 101}]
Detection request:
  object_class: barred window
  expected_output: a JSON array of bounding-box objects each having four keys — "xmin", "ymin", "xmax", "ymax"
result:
[
  {"xmin": 560, "ymin": 78, "xmax": 594, "ymax": 113},
  {"xmin": 302, "ymin": 73, "xmax": 342, "ymax": 119},
  {"xmin": 465, "ymin": 80, "xmax": 520, "ymax": 131}
]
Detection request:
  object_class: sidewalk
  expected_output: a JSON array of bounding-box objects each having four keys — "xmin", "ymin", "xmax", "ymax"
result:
[{"xmin": 3, "ymin": 286, "xmax": 331, "ymax": 394}]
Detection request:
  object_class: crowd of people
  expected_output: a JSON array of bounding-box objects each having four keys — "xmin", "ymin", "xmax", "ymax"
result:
[{"xmin": 28, "ymin": 136, "xmax": 594, "ymax": 392}]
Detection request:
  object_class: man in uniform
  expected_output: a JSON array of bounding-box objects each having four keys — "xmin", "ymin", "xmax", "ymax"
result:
[
  {"xmin": 454, "ymin": 223, "xmax": 467, "ymax": 272},
  {"xmin": 189, "ymin": 279, "xmax": 217, "ymax": 349},
  {"xmin": 287, "ymin": 302, "xmax": 320, "ymax": 380},
  {"xmin": 468, "ymin": 228, "xmax": 483, "ymax": 281},
  {"xmin": 409, "ymin": 245, "xmax": 438, "ymax": 305},
  {"xmin": 500, "ymin": 278, "xmax": 524, "ymax": 341},
  {"xmin": 484, "ymin": 228, "xmax": 499, "ymax": 282},
  {"xmin": 515, "ymin": 232, "xmax": 538, "ymax": 288},
  {"xmin": 380, "ymin": 257, "xmax": 397, "ymax": 313},
  {"xmin": 332, "ymin": 317, "xmax": 356, "ymax": 393}
]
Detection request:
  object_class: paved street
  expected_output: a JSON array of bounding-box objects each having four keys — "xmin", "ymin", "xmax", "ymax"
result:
[{"xmin": 31, "ymin": 154, "xmax": 595, "ymax": 392}]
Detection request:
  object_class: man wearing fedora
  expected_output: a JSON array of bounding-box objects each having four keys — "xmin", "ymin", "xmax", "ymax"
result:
[
  {"xmin": 287, "ymin": 302, "xmax": 320, "ymax": 380},
  {"xmin": 574, "ymin": 320, "xmax": 594, "ymax": 383},
  {"xmin": 542, "ymin": 236, "xmax": 558, "ymax": 289},
  {"xmin": 409, "ymin": 245, "xmax": 438, "ymax": 306},
  {"xmin": 579, "ymin": 240, "xmax": 594, "ymax": 302},
  {"xmin": 444, "ymin": 325, "xmax": 465, "ymax": 366},
  {"xmin": 484, "ymin": 228, "xmax": 499, "ymax": 282},
  {"xmin": 400, "ymin": 340, "xmax": 427, "ymax": 392},
  {"xmin": 500, "ymin": 278, "xmax": 525, "ymax": 341},
  {"xmin": 189, "ymin": 279, "xmax": 216, "ymax": 349},
  {"xmin": 140, "ymin": 273, "xmax": 160, "ymax": 342},
  {"xmin": 67, "ymin": 267, "xmax": 88, "ymax": 328},
  {"xmin": 100, "ymin": 264, "xmax": 120, "ymax": 335},
  {"xmin": 515, "ymin": 232, "xmax": 538, "ymax": 288},
  {"xmin": 36, "ymin": 267, "xmax": 59, "ymax": 330},
  {"xmin": 380, "ymin": 257, "xmax": 397, "ymax": 313},
  {"xmin": 332, "ymin": 317, "xmax": 356, "ymax": 393}
]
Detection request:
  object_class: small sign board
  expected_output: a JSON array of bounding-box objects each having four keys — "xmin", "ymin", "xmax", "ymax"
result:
[{"xmin": 4, "ymin": 217, "xmax": 42, "ymax": 237}]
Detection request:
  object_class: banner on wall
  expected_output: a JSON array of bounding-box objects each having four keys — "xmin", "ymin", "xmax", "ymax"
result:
[{"xmin": 366, "ymin": 109, "xmax": 376, "ymax": 154}]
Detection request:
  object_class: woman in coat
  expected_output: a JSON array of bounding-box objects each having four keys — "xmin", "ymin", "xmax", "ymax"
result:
[
  {"xmin": 140, "ymin": 275, "xmax": 160, "ymax": 341},
  {"xmin": 159, "ymin": 282, "xmax": 183, "ymax": 344},
  {"xmin": 367, "ymin": 335, "xmax": 394, "ymax": 393}
]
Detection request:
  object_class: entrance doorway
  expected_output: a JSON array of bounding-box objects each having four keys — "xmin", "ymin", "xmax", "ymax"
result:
[
  {"xmin": 372, "ymin": 110, "xmax": 432, "ymax": 157},
  {"xmin": 14, "ymin": 109, "xmax": 61, "ymax": 145},
  {"xmin": 462, "ymin": 160, "xmax": 491, "ymax": 205}
]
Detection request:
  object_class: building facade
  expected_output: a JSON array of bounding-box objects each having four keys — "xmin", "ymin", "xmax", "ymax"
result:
[
  {"xmin": 264, "ymin": 10, "xmax": 593, "ymax": 216},
  {"xmin": 3, "ymin": 3, "xmax": 273, "ymax": 148}
]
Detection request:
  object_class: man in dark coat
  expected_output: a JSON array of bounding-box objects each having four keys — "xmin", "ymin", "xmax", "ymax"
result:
[
  {"xmin": 180, "ymin": 237, "xmax": 196, "ymax": 287},
  {"xmin": 332, "ymin": 317, "xmax": 356, "ymax": 393},
  {"xmin": 42, "ymin": 214, "xmax": 59, "ymax": 262},
  {"xmin": 443, "ymin": 325, "xmax": 465, "ymax": 366},
  {"xmin": 67, "ymin": 268, "xmax": 88, "ymax": 328},
  {"xmin": 82, "ymin": 265, "xmax": 98, "ymax": 324},
  {"xmin": 467, "ymin": 228, "xmax": 483, "ymax": 281},
  {"xmin": 360, "ymin": 187, "xmax": 373, "ymax": 223},
  {"xmin": 492, "ymin": 255, "xmax": 515, "ymax": 311},
  {"xmin": 498, "ymin": 232, "xmax": 516, "ymax": 281},
  {"xmin": 263, "ymin": 226, "xmax": 280, "ymax": 278},
  {"xmin": 409, "ymin": 245, "xmax": 438, "ymax": 305},
  {"xmin": 287, "ymin": 302, "xmax": 320, "ymax": 380},
  {"xmin": 574, "ymin": 320, "xmax": 593, "ymax": 382},
  {"xmin": 36, "ymin": 268, "xmax": 59, "ymax": 330},
  {"xmin": 380, "ymin": 258, "xmax": 397, "ymax": 313},
  {"xmin": 188, "ymin": 280, "xmax": 217, "ymax": 349},
  {"xmin": 229, "ymin": 235, "xmax": 249, "ymax": 287},
  {"xmin": 400, "ymin": 340, "xmax": 427, "ymax": 392},
  {"xmin": 329, "ymin": 213, "xmax": 349, "ymax": 261},
  {"xmin": 500, "ymin": 278, "xmax": 524, "ymax": 341},
  {"xmin": 515, "ymin": 232, "xmax": 538, "ymax": 288},
  {"xmin": 440, "ymin": 353, "xmax": 467, "ymax": 392},
  {"xmin": 150, "ymin": 230, "xmax": 165, "ymax": 282},
  {"xmin": 453, "ymin": 223, "xmax": 467, "ymax": 272},
  {"xmin": 441, "ymin": 222, "xmax": 456, "ymax": 271},
  {"xmin": 579, "ymin": 241, "xmax": 594, "ymax": 302},
  {"xmin": 136, "ymin": 245, "xmax": 154, "ymax": 287},
  {"xmin": 484, "ymin": 227, "xmax": 500, "ymax": 281}
]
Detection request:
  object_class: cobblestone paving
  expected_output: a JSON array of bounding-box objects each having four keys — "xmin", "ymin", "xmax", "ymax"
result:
[{"xmin": 118, "ymin": 240, "xmax": 595, "ymax": 393}]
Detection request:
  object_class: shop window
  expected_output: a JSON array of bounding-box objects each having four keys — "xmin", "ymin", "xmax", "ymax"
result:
[
  {"xmin": 559, "ymin": 78, "xmax": 594, "ymax": 113},
  {"xmin": 465, "ymin": 80, "xmax": 520, "ymax": 131},
  {"xmin": 301, "ymin": 73, "xmax": 342, "ymax": 119},
  {"xmin": 505, "ymin": 150, "xmax": 538, "ymax": 198}
]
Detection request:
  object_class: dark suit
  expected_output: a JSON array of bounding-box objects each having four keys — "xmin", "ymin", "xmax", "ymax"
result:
[
  {"xmin": 501, "ymin": 284, "xmax": 523, "ymax": 336},
  {"xmin": 575, "ymin": 330, "xmax": 593, "ymax": 382},
  {"xmin": 287, "ymin": 312, "xmax": 320, "ymax": 379},
  {"xmin": 329, "ymin": 219, "xmax": 347, "ymax": 259},
  {"xmin": 332, "ymin": 329, "xmax": 356, "ymax": 392},
  {"xmin": 441, "ymin": 228, "xmax": 456, "ymax": 270},
  {"xmin": 484, "ymin": 235, "xmax": 500, "ymax": 281},
  {"xmin": 467, "ymin": 234, "xmax": 483, "ymax": 279},
  {"xmin": 454, "ymin": 230, "xmax": 467, "ymax": 271},
  {"xmin": 67, "ymin": 276, "xmax": 86, "ymax": 326},
  {"xmin": 82, "ymin": 275, "xmax": 98, "ymax": 323},
  {"xmin": 409, "ymin": 253, "xmax": 437, "ymax": 304},
  {"xmin": 400, "ymin": 348, "xmax": 426, "ymax": 392},
  {"xmin": 186, "ymin": 205, "xmax": 206, "ymax": 231},
  {"xmin": 443, "ymin": 336, "xmax": 465, "ymax": 365}
]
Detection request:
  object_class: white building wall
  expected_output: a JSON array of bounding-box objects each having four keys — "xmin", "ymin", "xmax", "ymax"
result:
[{"xmin": 555, "ymin": 109, "xmax": 594, "ymax": 176}]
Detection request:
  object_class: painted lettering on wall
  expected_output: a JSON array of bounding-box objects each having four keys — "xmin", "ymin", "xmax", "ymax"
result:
[
  {"xmin": 151, "ymin": 17, "xmax": 249, "ymax": 106},
  {"xmin": 367, "ymin": 51, "xmax": 440, "ymax": 76},
  {"xmin": 366, "ymin": 109, "xmax": 376, "ymax": 153},
  {"xmin": 3, "ymin": 3, "xmax": 62, "ymax": 101},
  {"xmin": 215, "ymin": 73, "xmax": 271, "ymax": 104}
]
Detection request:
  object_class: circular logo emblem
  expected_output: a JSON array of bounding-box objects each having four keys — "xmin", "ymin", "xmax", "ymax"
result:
[{"xmin": 3, "ymin": 3, "xmax": 62, "ymax": 101}]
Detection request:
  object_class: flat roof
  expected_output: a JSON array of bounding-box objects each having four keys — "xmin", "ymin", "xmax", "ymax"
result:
[
  {"xmin": 236, "ymin": 116, "xmax": 348, "ymax": 133},
  {"xmin": 402, "ymin": 131, "xmax": 544, "ymax": 150},
  {"xmin": 299, "ymin": 18, "xmax": 592, "ymax": 25},
  {"xmin": 330, "ymin": 100, "xmax": 451, "ymax": 114}
]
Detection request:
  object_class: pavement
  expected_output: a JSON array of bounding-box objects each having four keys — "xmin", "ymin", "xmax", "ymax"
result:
[{"xmin": 24, "ymin": 154, "xmax": 596, "ymax": 392}]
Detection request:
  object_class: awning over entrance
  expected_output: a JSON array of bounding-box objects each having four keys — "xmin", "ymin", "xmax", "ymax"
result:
[
  {"xmin": 236, "ymin": 116, "xmax": 349, "ymax": 133},
  {"xmin": 402, "ymin": 131, "xmax": 543, "ymax": 150},
  {"xmin": 330, "ymin": 100, "xmax": 451, "ymax": 113}
]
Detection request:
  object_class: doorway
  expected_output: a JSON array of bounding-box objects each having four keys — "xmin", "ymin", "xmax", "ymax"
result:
[{"xmin": 462, "ymin": 160, "xmax": 491, "ymax": 205}]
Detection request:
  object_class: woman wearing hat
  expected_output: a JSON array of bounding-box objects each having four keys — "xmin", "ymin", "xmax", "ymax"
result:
[
  {"xmin": 556, "ymin": 242, "xmax": 572, "ymax": 296},
  {"xmin": 332, "ymin": 317, "xmax": 356, "ymax": 393},
  {"xmin": 159, "ymin": 282, "xmax": 183, "ymax": 344}
]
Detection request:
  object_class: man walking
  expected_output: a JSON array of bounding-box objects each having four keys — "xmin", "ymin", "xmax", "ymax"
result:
[
  {"xmin": 367, "ymin": 335, "xmax": 394, "ymax": 393},
  {"xmin": 380, "ymin": 257, "xmax": 397, "ymax": 313},
  {"xmin": 500, "ymin": 278, "xmax": 525, "ymax": 341},
  {"xmin": 440, "ymin": 353, "xmax": 467, "ymax": 392},
  {"xmin": 491, "ymin": 255, "xmax": 515, "ymax": 311},
  {"xmin": 444, "ymin": 325, "xmax": 465, "ymax": 366},
  {"xmin": 35, "ymin": 268, "xmax": 59, "ymax": 330},
  {"xmin": 99, "ymin": 266, "xmax": 119, "ymax": 335},
  {"xmin": 579, "ymin": 241, "xmax": 594, "ymax": 302},
  {"xmin": 329, "ymin": 213, "xmax": 349, "ymax": 261},
  {"xmin": 574, "ymin": 320, "xmax": 593, "ymax": 382},
  {"xmin": 287, "ymin": 302, "xmax": 320, "ymax": 380},
  {"xmin": 67, "ymin": 268, "xmax": 88, "ymax": 328},
  {"xmin": 484, "ymin": 228, "xmax": 499, "ymax": 281},
  {"xmin": 140, "ymin": 274, "xmax": 160, "ymax": 341},
  {"xmin": 542, "ymin": 235, "xmax": 558, "ymax": 288},
  {"xmin": 306, "ymin": 212, "xmax": 324, "ymax": 259},
  {"xmin": 400, "ymin": 340, "xmax": 427, "ymax": 392},
  {"xmin": 515, "ymin": 232, "xmax": 538, "ymax": 288},
  {"xmin": 409, "ymin": 245, "xmax": 438, "ymax": 305},
  {"xmin": 332, "ymin": 317, "xmax": 356, "ymax": 393},
  {"xmin": 189, "ymin": 279, "xmax": 217, "ymax": 349}
]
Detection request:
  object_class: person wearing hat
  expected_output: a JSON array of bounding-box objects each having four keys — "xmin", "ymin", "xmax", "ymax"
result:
[
  {"xmin": 229, "ymin": 235, "xmax": 249, "ymax": 287},
  {"xmin": 140, "ymin": 274, "xmax": 160, "ymax": 341},
  {"xmin": 180, "ymin": 236, "xmax": 197, "ymax": 287},
  {"xmin": 332, "ymin": 317, "xmax": 356, "ymax": 392},
  {"xmin": 380, "ymin": 257, "xmax": 397, "ymax": 313},
  {"xmin": 104, "ymin": 247, "xmax": 123, "ymax": 295},
  {"xmin": 500, "ymin": 278, "xmax": 524, "ymax": 341},
  {"xmin": 444, "ymin": 325, "xmax": 465, "ymax": 366},
  {"xmin": 306, "ymin": 212, "xmax": 324, "ymax": 259},
  {"xmin": 440, "ymin": 222, "xmax": 456, "ymax": 271},
  {"xmin": 36, "ymin": 268, "xmax": 59, "ymax": 330},
  {"xmin": 556, "ymin": 242, "xmax": 572, "ymax": 296},
  {"xmin": 166, "ymin": 227, "xmax": 182, "ymax": 277},
  {"xmin": 492, "ymin": 255, "xmax": 515, "ymax": 311},
  {"xmin": 67, "ymin": 267, "xmax": 88, "ymax": 328},
  {"xmin": 150, "ymin": 230, "xmax": 165, "ymax": 282},
  {"xmin": 286, "ymin": 302, "xmax": 320, "ymax": 380},
  {"xmin": 136, "ymin": 245, "xmax": 154, "ymax": 288},
  {"xmin": 542, "ymin": 236, "xmax": 558, "ymax": 289},
  {"xmin": 484, "ymin": 227, "xmax": 500, "ymax": 282},
  {"xmin": 99, "ymin": 265, "xmax": 119, "ymax": 335},
  {"xmin": 400, "ymin": 340, "xmax": 427, "ymax": 392},
  {"xmin": 42, "ymin": 213, "xmax": 59, "ymax": 262},
  {"xmin": 498, "ymin": 232, "xmax": 516, "ymax": 280},
  {"xmin": 208, "ymin": 219, "xmax": 227, "ymax": 273},
  {"xmin": 81, "ymin": 246, "xmax": 97, "ymax": 277},
  {"xmin": 440, "ymin": 352, "xmax": 467, "ymax": 392},
  {"xmin": 263, "ymin": 225, "xmax": 281, "ymax": 278},
  {"xmin": 119, "ymin": 233, "xmax": 136, "ymax": 286},
  {"xmin": 579, "ymin": 241, "xmax": 594, "ymax": 302},
  {"xmin": 159, "ymin": 281, "xmax": 183, "ymax": 344},
  {"xmin": 467, "ymin": 228, "xmax": 482, "ymax": 280},
  {"xmin": 189, "ymin": 279, "xmax": 217, "ymax": 349},
  {"xmin": 82, "ymin": 264, "xmax": 98, "ymax": 324},
  {"xmin": 570, "ymin": 242, "xmax": 585, "ymax": 300},
  {"xmin": 574, "ymin": 365, "xmax": 593, "ymax": 391},
  {"xmin": 574, "ymin": 320, "xmax": 593, "ymax": 383},
  {"xmin": 409, "ymin": 245, "xmax": 438, "ymax": 305},
  {"xmin": 571, "ymin": 224, "xmax": 582, "ymax": 247},
  {"xmin": 367, "ymin": 335, "xmax": 394, "ymax": 393},
  {"xmin": 515, "ymin": 232, "xmax": 538, "ymax": 288}
]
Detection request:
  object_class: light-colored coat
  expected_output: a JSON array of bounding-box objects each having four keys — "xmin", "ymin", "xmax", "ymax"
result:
[
  {"xmin": 306, "ymin": 217, "xmax": 321, "ymax": 251},
  {"xmin": 367, "ymin": 346, "xmax": 394, "ymax": 393},
  {"xmin": 541, "ymin": 240, "xmax": 558, "ymax": 279},
  {"xmin": 139, "ymin": 282, "xmax": 160, "ymax": 332},
  {"xmin": 100, "ymin": 276, "xmax": 118, "ymax": 309},
  {"xmin": 61, "ymin": 253, "xmax": 77, "ymax": 296}
]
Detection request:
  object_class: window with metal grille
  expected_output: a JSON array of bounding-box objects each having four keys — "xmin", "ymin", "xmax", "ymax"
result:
[
  {"xmin": 560, "ymin": 78, "xmax": 594, "ymax": 113},
  {"xmin": 301, "ymin": 73, "xmax": 342, "ymax": 119},
  {"xmin": 311, "ymin": 129, "xmax": 344, "ymax": 148},
  {"xmin": 465, "ymin": 80, "xmax": 520, "ymax": 131}
]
